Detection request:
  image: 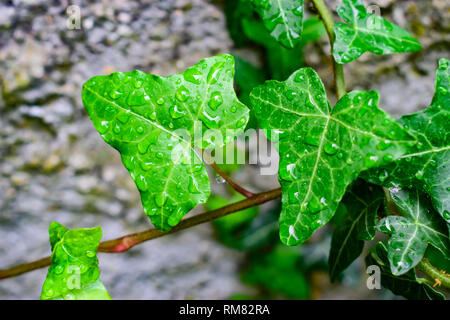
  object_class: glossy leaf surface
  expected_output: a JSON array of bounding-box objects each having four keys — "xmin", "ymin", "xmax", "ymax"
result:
[
  {"xmin": 82, "ymin": 55, "xmax": 249, "ymax": 231},
  {"xmin": 329, "ymin": 180, "xmax": 384, "ymax": 281},
  {"xmin": 333, "ymin": 0, "xmax": 421, "ymax": 64},
  {"xmin": 251, "ymin": 0, "xmax": 304, "ymax": 49},
  {"xmin": 250, "ymin": 67, "xmax": 415, "ymax": 245},
  {"xmin": 378, "ymin": 189, "xmax": 450, "ymax": 275},
  {"xmin": 365, "ymin": 242, "xmax": 445, "ymax": 300},
  {"xmin": 364, "ymin": 58, "xmax": 450, "ymax": 223},
  {"xmin": 41, "ymin": 222, "xmax": 111, "ymax": 300}
]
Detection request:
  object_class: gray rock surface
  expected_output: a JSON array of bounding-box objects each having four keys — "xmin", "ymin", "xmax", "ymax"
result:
[{"xmin": 0, "ymin": 0, "xmax": 448, "ymax": 300}]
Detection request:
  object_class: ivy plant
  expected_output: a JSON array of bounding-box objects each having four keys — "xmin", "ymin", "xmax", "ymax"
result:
[{"xmin": 1, "ymin": 0, "xmax": 449, "ymax": 300}]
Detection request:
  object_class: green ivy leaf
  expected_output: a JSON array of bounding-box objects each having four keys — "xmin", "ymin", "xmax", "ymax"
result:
[
  {"xmin": 377, "ymin": 189, "xmax": 450, "ymax": 275},
  {"xmin": 365, "ymin": 242, "xmax": 445, "ymax": 300},
  {"xmin": 82, "ymin": 55, "xmax": 249, "ymax": 231},
  {"xmin": 333, "ymin": 0, "xmax": 421, "ymax": 64},
  {"xmin": 251, "ymin": 0, "xmax": 304, "ymax": 49},
  {"xmin": 40, "ymin": 222, "xmax": 111, "ymax": 300},
  {"xmin": 329, "ymin": 180, "xmax": 384, "ymax": 282},
  {"xmin": 363, "ymin": 58, "xmax": 450, "ymax": 223},
  {"xmin": 250, "ymin": 67, "xmax": 415, "ymax": 245}
]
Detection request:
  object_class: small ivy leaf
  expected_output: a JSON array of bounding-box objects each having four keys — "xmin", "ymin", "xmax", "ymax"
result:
[
  {"xmin": 365, "ymin": 242, "xmax": 445, "ymax": 300},
  {"xmin": 250, "ymin": 67, "xmax": 416, "ymax": 245},
  {"xmin": 377, "ymin": 189, "xmax": 450, "ymax": 276},
  {"xmin": 41, "ymin": 222, "xmax": 111, "ymax": 300},
  {"xmin": 329, "ymin": 180, "xmax": 384, "ymax": 282},
  {"xmin": 251, "ymin": 0, "xmax": 304, "ymax": 49},
  {"xmin": 333, "ymin": 0, "xmax": 422, "ymax": 64},
  {"xmin": 363, "ymin": 58, "xmax": 450, "ymax": 223},
  {"xmin": 82, "ymin": 55, "xmax": 249, "ymax": 231}
]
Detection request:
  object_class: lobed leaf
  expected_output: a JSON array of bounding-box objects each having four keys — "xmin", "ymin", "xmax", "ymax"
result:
[
  {"xmin": 251, "ymin": 0, "xmax": 304, "ymax": 49},
  {"xmin": 365, "ymin": 242, "xmax": 445, "ymax": 300},
  {"xmin": 333, "ymin": 0, "xmax": 421, "ymax": 64},
  {"xmin": 328, "ymin": 180, "xmax": 384, "ymax": 281},
  {"xmin": 364, "ymin": 58, "xmax": 450, "ymax": 223},
  {"xmin": 377, "ymin": 189, "xmax": 450, "ymax": 275},
  {"xmin": 40, "ymin": 222, "xmax": 111, "ymax": 300},
  {"xmin": 250, "ymin": 67, "xmax": 416, "ymax": 245},
  {"xmin": 82, "ymin": 55, "xmax": 249, "ymax": 231}
]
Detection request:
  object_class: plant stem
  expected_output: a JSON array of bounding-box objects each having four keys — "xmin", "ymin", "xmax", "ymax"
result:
[
  {"xmin": 417, "ymin": 258, "xmax": 450, "ymax": 290},
  {"xmin": 209, "ymin": 161, "xmax": 255, "ymax": 198},
  {"xmin": 0, "ymin": 187, "xmax": 281, "ymax": 280},
  {"xmin": 311, "ymin": 0, "xmax": 346, "ymax": 99}
]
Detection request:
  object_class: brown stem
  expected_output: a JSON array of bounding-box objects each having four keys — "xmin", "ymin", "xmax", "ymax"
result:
[
  {"xmin": 0, "ymin": 188, "xmax": 282, "ymax": 280},
  {"xmin": 209, "ymin": 161, "xmax": 255, "ymax": 198}
]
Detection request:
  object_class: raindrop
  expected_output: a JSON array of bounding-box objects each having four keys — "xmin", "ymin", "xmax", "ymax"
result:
[
  {"xmin": 378, "ymin": 170, "xmax": 389, "ymax": 182},
  {"xmin": 292, "ymin": 5, "xmax": 303, "ymax": 16},
  {"xmin": 236, "ymin": 117, "xmax": 247, "ymax": 128},
  {"xmin": 175, "ymin": 86, "xmax": 190, "ymax": 102},
  {"xmin": 383, "ymin": 154, "xmax": 394, "ymax": 162},
  {"xmin": 364, "ymin": 154, "xmax": 378, "ymax": 167},
  {"xmin": 54, "ymin": 265, "xmax": 64, "ymax": 274},
  {"xmin": 208, "ymin": 92, "xmax": 223, "ymax": 110},
  {"xmin": 170, "ymin": 105, "xmax": 186, "ymax": 119},
  {"xmin": 415, "ymin": 170, "xmax": 424, "ymax": 180},
  {"xmin": 135, "ymin": 175, "xmax": 148, "ymax": 192},
  {"xmin": 376, "ymin": 140, "xmax": 391, "ymax": 151},
  {"xmin": 215, "ymin": 175, "xmax": 225, "ymax": 184},
  {"xmin": 184, "ymin": 68, "xmax": 202, "ymax": 85},
  {"xmin": 188, "ymin": 176, "xmax": 200, "ymax": 193},
  {"xmin": 154, "ymin": 193, "xmax": 166, "ymax": 207},
  {"xmin": 86, "ymin": 250, "xmax": 96, "ymax": 258},
  {"xmin": 324, "ymin": 142, "xmax": 339, "ymax": 155}
]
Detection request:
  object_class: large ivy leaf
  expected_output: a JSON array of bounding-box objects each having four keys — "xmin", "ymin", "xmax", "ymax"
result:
[
  {"xmin": 333, "ymin": 0, "xmax": 421, "ymax": 64},
  {"xmin": 365, "ymin": 242, "xmax": 445, "ymax": 300},
  {"xmin": 82, "ymin": 55, "xmax": 249, "ymax": 231},
  {"xmin": 251, "ymin": 0, "xmax": 304, "ymax": 49},
  {"xmin": 364, "ymin": 58, "xmax": 450, "ymax": 223},
  {"xmin": 328, "ymin": 180, "xmax": 384, "ymax": 282},
  {"xmin": 377, "ymin": 189, "xmax": 450, "ymax": 275},
  {"xmin": 242, "ymin": 16, "xmax": 325, "ymax": 81},
  {"xmin": 40, "ymin": 222, "xmax": 111, "ymax": 300},
  {"xmin": 250, "ymin": 67, "xmax": 416, "ymax": 245}
]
